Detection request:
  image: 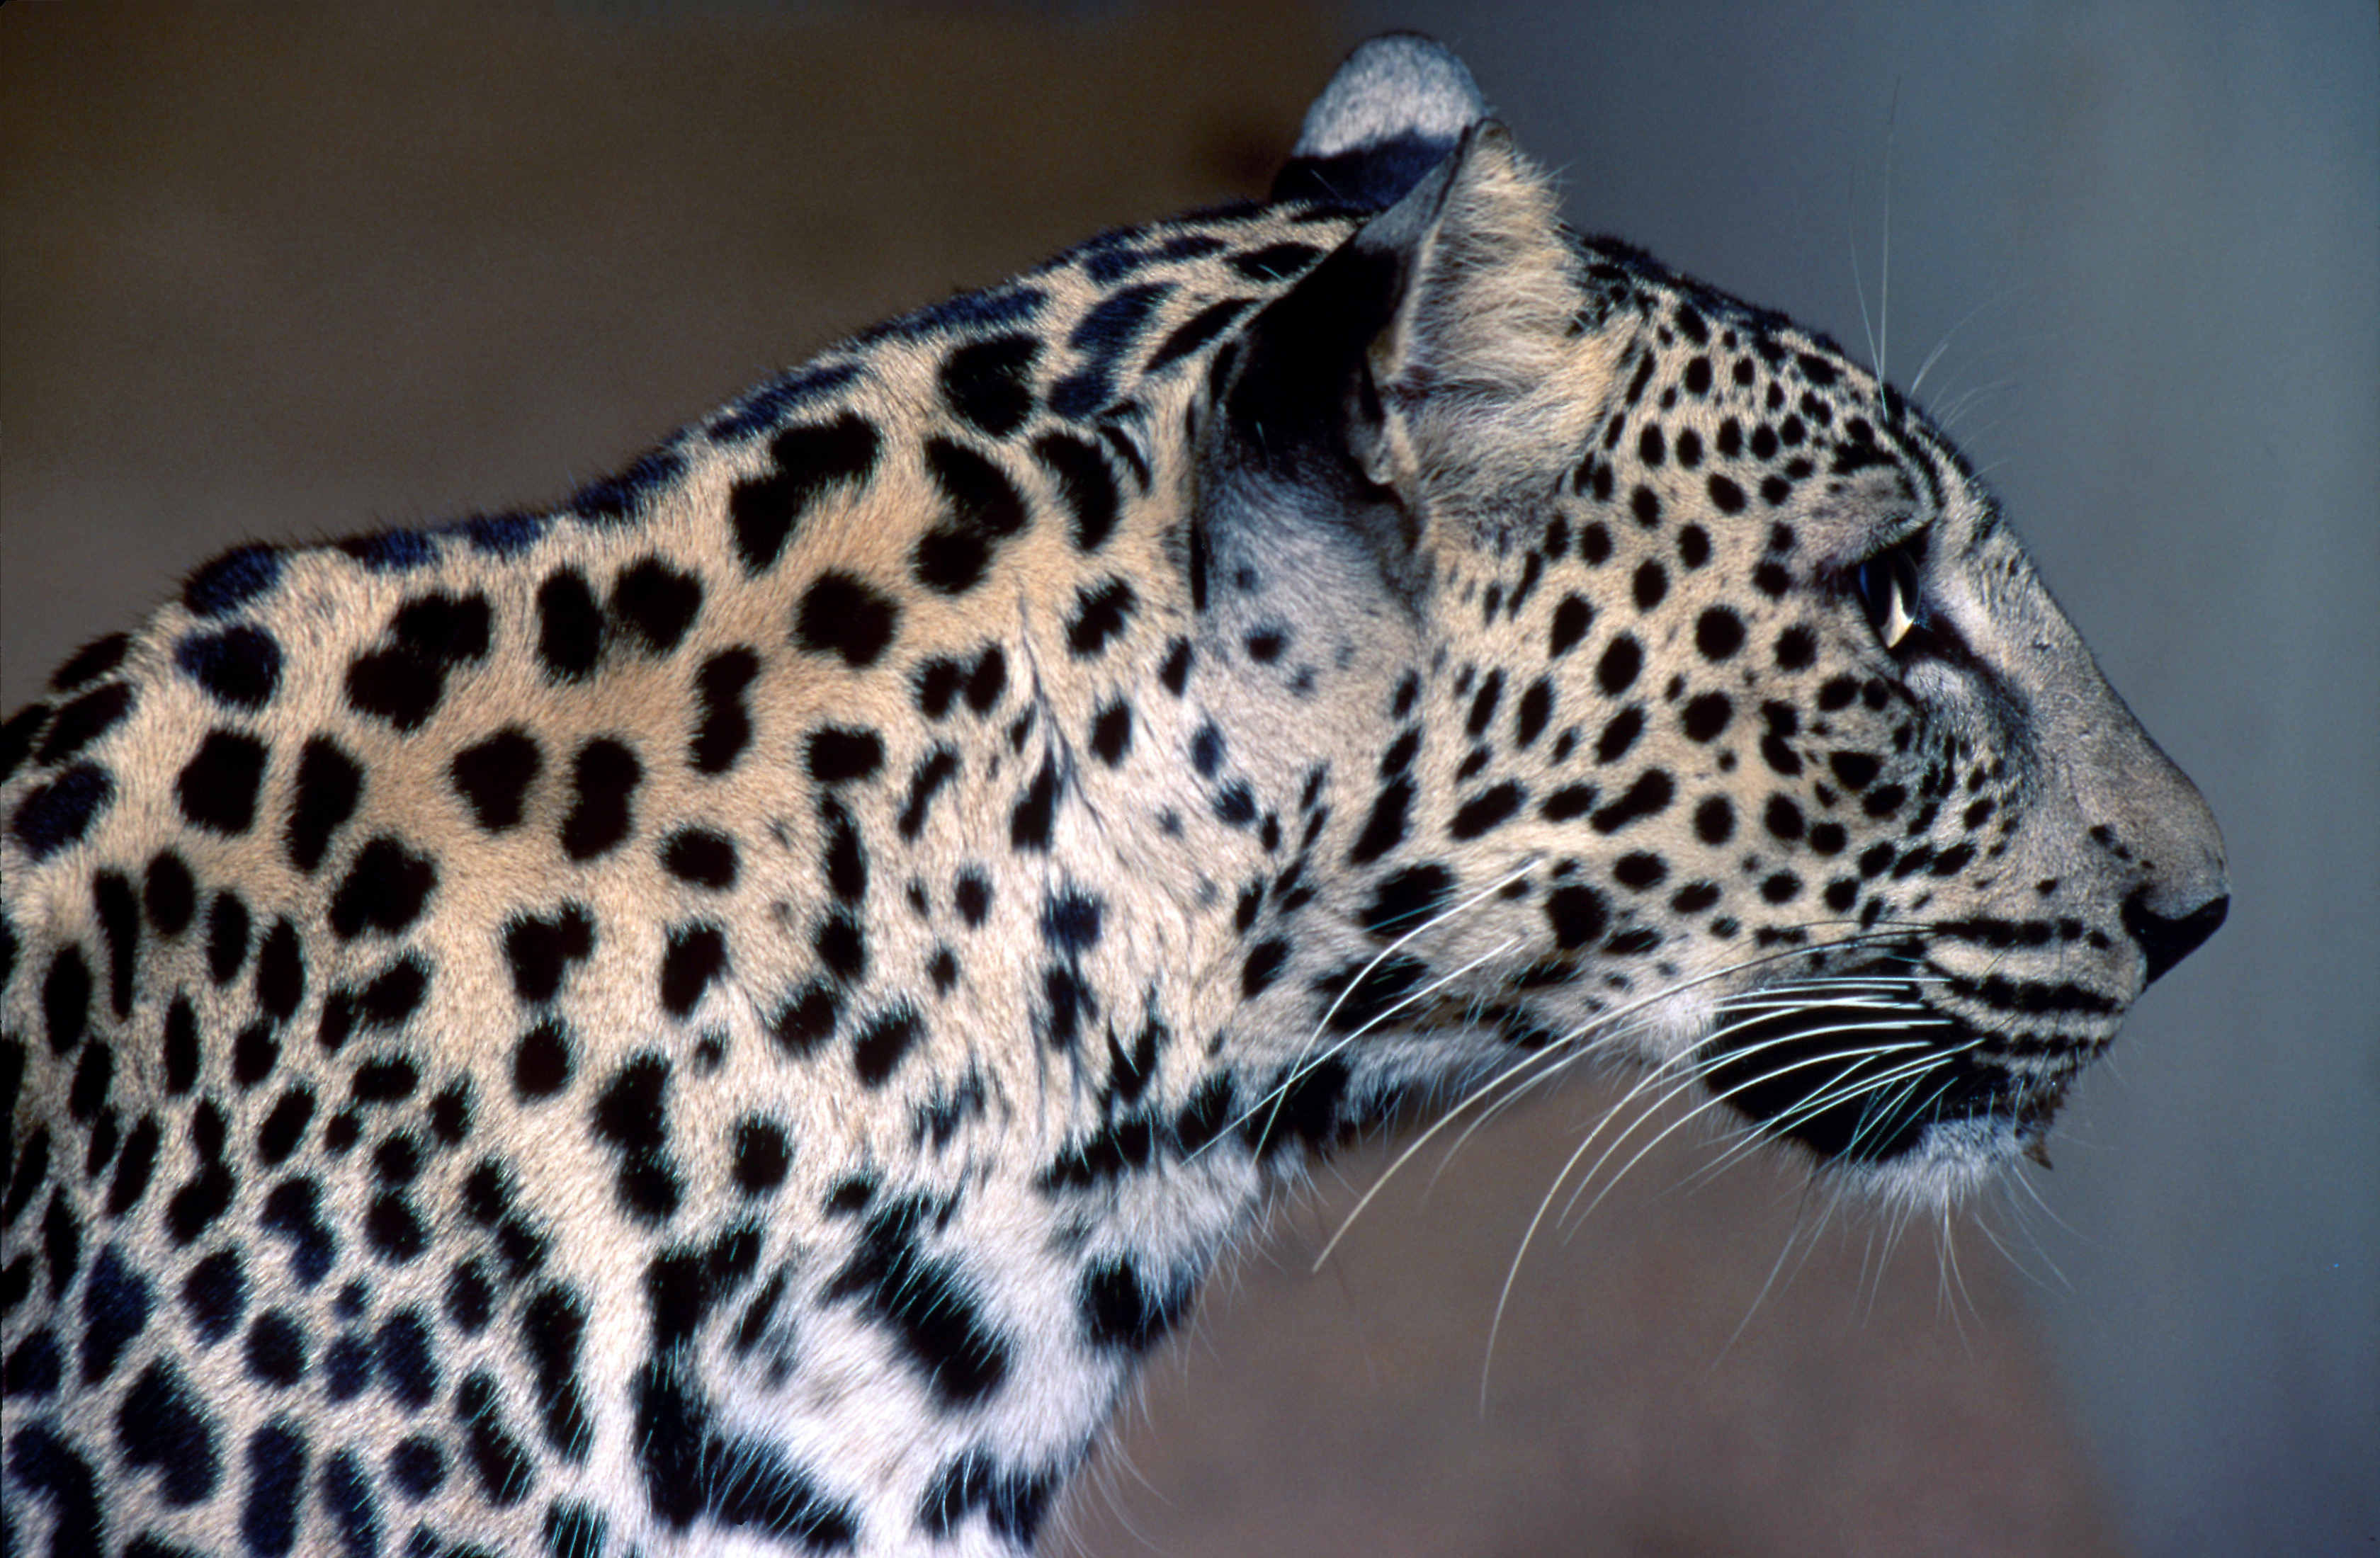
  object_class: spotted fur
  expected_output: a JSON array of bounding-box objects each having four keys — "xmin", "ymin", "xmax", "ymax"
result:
[{"xmin": 1, "ymin": 35, "xmax": 2226, "ymax": 1557}]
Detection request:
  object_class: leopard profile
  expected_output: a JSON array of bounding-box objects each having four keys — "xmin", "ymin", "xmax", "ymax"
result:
[{"xmin": 1, "ymin": 34, "xmax": 2227, "ymax": 1557}]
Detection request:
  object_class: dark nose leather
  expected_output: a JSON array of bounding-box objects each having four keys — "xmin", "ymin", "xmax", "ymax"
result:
[{"xmin": 2122, "ymin": 889, "xmax": 2231, "ymax": 985}]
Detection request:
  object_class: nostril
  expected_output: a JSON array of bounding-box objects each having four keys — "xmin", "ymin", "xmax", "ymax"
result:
[{"xmin": 2121, "ymin": 889, "xmax": 2230, "ymax": 985}]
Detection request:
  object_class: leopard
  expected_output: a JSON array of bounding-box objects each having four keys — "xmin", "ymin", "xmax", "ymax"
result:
[{"xmin": 1, "ymin": 33, "xmax": 2228, "ymax": 1558}]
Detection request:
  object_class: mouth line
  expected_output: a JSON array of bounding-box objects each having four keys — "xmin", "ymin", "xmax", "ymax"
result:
[{"xmin": 1696, "ymin": 983, "xmax": 2062, "ymax": 1166}]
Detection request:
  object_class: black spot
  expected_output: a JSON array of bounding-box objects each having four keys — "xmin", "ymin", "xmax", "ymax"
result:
[
  {"xmin": 918, "ymin": 1450, "xmax": 1060, "ymax": 1549},
  {"xmin": 732, "ymin": 415, "xmax": 883, "ymax": 573},
  {"xmin": 504, "ymin": 905, "xmax": 594, "ymax": 1003},
  {"xmin": 514, "ymin": 1020, "xmax": 572, "ymax": 1099},
  {"xmin": 795, "ymin": 570, "xmax": 902, "ymax": 668},
  {"xmin": 592, "ymin": 1055, "xmax": 681, "ymax": 1224},
  {"xmin": 853, "ymin": 1006, "xmax": 924, "ymax": 1087},
  {"xmin": 1145, "ymin": 294, "xmax": 1257, "ymax": 376},
  {"xmin": 1466, "ymin": 672, "xmax": 1504, "ymax": 738},
  {"xmin": 1595, "ymin": 707, "xmax": 1646, "ymax": 766},
  {"xmin": 244, "ymin": 1308, "xmax": 308, "ymax": 1389},
  {"xmin": 1449, "ymin": 783, "xmax": 1524, "ymax": 839},
  {"xmin": 1160, "ymin": 639, "xmax": 1193, "ymax": 694},
  {"xmin": 953, "ymin": 870, "xmax": 992, "ymax": 928},
  {"xmin": 329, "ymin": 838, "xmax": 437, "ymax": 940},
  {"xmin": 176, "ymin": 626, "xmax": 281, "ymax": 710},
  {"xmin": 1240, "ymin": 938, "xmax": 1290, "ymax": 999},
  {"xmin": 1545, "ymin": 885, "xmax": 1609, "ymax": 950},
  {"xmin": 176, "ymin": 730, "xmax": 268, "ymax": 835},
  {"xmin": 1348, "ymin": 779, "xmax": 1412, "ymax": 865},
  {"xmin": 769, "ymin": 983, "xmax": 841, "ymax": 1057},
  {"xmin": 537, "ymin": 569, "xmax": 606, "ymax": 681},
  {"xmin": 183, "ymin": 544, "xmax": 282, "ymax": 618},
  {"xmin": 37, "ymin": 682, "xmax": 137, "ymax": 766},
  {"xmin": 607, "ymin": 557, "xmax": 705, "ymax": 656},
  {"xmin": 1597, "ymin": 636, "xmax": 1642, "ymax": 695},
  {"xmin": 1590, "ymin": 770, "xmax": 1676, "ymax": 834},
  {"xmin": 1828, "ymin": 750, "xmax": 1882, "ymax": 790},
  {"xmin": 816, "ymin": 906, "xmax": 866, "ymax": 980},
  {"xmin": 90, "ymin": 870, "xmax": 141, "ymax": 1018},
  {"xmin": 1032, "ymin": 433, "xmax": 1121, "ymax": 550},
  {"xmin": 49, "ymin": 632, "xmax": 132, "ymax": 691},
  {"xmin": 457, "ymin": 1370, "xmax": 533, "ymax": 1507},
  {"xmin": 445, "ymin": 728, "xmax": 542, "ymax": 834},
  {"xmin": 12, "ymin": 763, "xmax": 113, "ymax": 859},
  {"xmin": 1009, "ymin": 757, "xmax": 1058, "ymax": 852},
  {"xmin": 77, "ymin": 1244, "xmax": 150, "ymax": 1387},
  {"xmin": 251, "ymin": 917, "xmax": 305, "ymax": 1023},
  {"xmin": 281, "ymin": 738, "xmax": 365, "ymax": 874},
  {"xmin": 521, "ymin": 1283, "xmax": 594, "ymax": 1461},
  {"xmin": 659, "ymin": 924, "xmax": 727, "ymax": 1018},
  {"xmin": 144, "ymin": 851, "xmax": 198, "ymax": 936},
  {"xmin": 1548, "ymin": 593, "xmax": 1592, "ymax": 657},
  {"xmin": 1079, "ymin": 1257, "xmax": 1193, "ymax": 1353},
  {"xmin": 661, "ymin": 828, "xmax": 738, "ymax": 889},
  {"xmin": 1089, "ymin": 700, "xmax": 1133, "ymax": 766},
  {"xmin": 559, "ymin": 739, "xmax": 642, "ymax": 860},
  {"xmin": 825, "ymin": 1198, "xmax": 1010, "ymax": 1406},
  {"xmin": 941, "ymin": 336, "xmax": 1040, "ymax": 438},
  {"xmin": 345, "ymin": 591, "xmax": 492, "ymax": 730},
  {"xmin": 965, "ymin": 648, "xmax": 1008, "ymax": 714},
  {"xmin": 117, "ymin": 1358, "xmax": 221, "ymax": 1504},
  {"xmin": 1362, "ymin": 864, "xmax": 1453, "ymax": 936},
  {"xmin": 1696, "ymin": 608, "xmax": 1746, "ymax": 661},
  {"xmin": 913, "ymin": 439, "xmax": 1031, "ymax": 593},
  {"xmin": 1065, "ymin": 579, "xmax": 1137, "ymax": 657},
  {"xmin": 735, "ymin": 1119, "xmax": 791, "ymax": 1195},
  {"xmin": 320, "ymin": 1450, "xmax": 380, "ymax": 1552},
  {"xmin": 1694, "ymin": 795, "xmax": 1735, "ymax": 843},
  {"xmin": 1682, "ymin": 693, "xmax": 1733, "ymax": 741},
  {"xmin": 804, "ymin": 726, "xmax": 884, "ymax": 785},
  {"xmin": 1614, "ymin": 852, "xmax": 1667, "ymax": 889},
  {"xmin": 207, "ymin": 892, "xmax": 251, "ymax": 984},
  {"xmin": 110, "ymin": 1111, "xmax": 164, "ymax": 1209}
]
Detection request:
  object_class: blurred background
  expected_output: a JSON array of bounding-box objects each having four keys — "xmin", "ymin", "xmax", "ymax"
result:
[{"xmin": 4, "ymin": 6, "xmax": 2372, "ymax": 1555}]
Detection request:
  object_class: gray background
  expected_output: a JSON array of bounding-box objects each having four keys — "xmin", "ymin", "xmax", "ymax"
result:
[{"xmin": 4, "ymin": 6, "xmax": 2372, "ymax": 1555}]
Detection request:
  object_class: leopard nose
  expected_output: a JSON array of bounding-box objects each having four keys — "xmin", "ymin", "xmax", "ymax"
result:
[{"xmin": 2121, "ymin": 887, "xmax": 2230, "ymax": 985}]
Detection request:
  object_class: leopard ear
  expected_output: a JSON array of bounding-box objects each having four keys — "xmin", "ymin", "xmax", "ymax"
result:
[
  {"xmin": 1273, "ymin": 33, "xmax": 1488, "ymax": 210},
  {"xmin": 1224, "ymin": 123, "xmax": 1599, "ymax": 519}
]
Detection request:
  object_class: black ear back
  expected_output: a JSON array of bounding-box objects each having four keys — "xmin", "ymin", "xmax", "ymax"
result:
[{"xmin": 1272, "ymin": 34, "xmax": 1488, "ymax": 210}]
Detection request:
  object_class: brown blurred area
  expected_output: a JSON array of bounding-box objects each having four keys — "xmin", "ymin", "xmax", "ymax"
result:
[{"xmin": 1, "ymin": 8, "xmax": 2125, "ymax": 1555}]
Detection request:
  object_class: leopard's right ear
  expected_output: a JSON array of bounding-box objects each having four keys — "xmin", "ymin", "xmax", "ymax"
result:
[{"xmin": 1273, "ymin": 34, "xmax": 1488, "ymax": 211}]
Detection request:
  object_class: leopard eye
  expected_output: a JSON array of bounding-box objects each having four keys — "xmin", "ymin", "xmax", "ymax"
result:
[{"xmin": 1852, "ymin": 544, "xmax": 1922, "ymax": 651}]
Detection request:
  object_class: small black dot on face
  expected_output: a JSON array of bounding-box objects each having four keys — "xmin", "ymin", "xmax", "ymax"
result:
[{"xmin": 1695, "ymin": 608, "xmax": 1745, "ymax": 661}]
